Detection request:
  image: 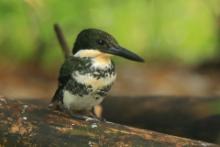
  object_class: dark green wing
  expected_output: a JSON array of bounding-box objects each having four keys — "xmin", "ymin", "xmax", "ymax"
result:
[{"xmin": 52, "ymin": 56, "xmax": 81, "ymax": 102}]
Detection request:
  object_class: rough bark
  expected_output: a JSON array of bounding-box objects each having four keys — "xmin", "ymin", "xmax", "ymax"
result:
[{"xmin": 0, "ymin": 97, "xmax": 218, "ymax": 147}]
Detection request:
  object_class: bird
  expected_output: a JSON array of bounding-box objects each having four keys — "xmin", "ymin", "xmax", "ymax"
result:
[{"xmin": 51, "ymin": 28, "xmax": 144, "ymax": 120}]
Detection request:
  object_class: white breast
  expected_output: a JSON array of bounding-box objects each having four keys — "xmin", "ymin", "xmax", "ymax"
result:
[
  {"xmin": 63, "ymin": 73, "xmax": 116, "ymax": 111},
  {"xmin": 63, "ymin": 90, "xmax": 104, "ymax": 111}
]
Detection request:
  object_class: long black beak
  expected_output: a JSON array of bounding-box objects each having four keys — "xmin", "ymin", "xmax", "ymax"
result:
[{"xmin": 103, "ymin": 46, "xmax": 144, "ymax": 62}]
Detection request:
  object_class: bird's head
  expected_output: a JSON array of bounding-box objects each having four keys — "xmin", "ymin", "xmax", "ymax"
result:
[{"xmin": 72, "ymin": 28, "xmax": 144, "ymax": 62}]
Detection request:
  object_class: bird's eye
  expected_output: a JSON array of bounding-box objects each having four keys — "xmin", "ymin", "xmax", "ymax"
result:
[{"xmin": 97, "ymin": 39, "xmax": 105, "ymax": 45}]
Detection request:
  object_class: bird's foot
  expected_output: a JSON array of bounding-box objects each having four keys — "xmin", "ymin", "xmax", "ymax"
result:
[
  {"xmin": 70, "ymin": 111, "xmax": 105, "ymax": 122},
  {"xmin": 48, "ymin": 103, "xmax": 106, "ymax": 122},
  {"xmin": 70, "ymin": 114, "xmax": 99, "ymax": 122},
  {"xmin": 85, "ymin": 115, "xmax": 106, "ymax": 122}
]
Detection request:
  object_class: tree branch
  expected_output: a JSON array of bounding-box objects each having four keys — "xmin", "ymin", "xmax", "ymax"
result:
[
  {"xmin": 54, "ymin": 23, "xmax": 70, "ymax": 58},
  {"xmin": 0, "ymin": 98, "xmax": 217, "ymax": 147}
]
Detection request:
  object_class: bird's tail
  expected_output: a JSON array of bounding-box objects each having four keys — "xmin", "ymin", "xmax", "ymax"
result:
[{"xmin": 48, "ymin": 88, "xmax": 63, "ymax": 110}]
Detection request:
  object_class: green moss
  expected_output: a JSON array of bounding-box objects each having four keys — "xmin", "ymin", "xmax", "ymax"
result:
[{"xmin": 0, "ymin": 0, "xmax": 220, "ymax": 65}]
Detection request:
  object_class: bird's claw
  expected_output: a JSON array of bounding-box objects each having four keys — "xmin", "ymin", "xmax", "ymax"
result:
[{"xmin": 70, "ymin": 114, "xmax": 105, "ymax": 122}]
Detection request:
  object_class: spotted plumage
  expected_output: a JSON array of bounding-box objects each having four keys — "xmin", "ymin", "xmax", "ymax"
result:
[
  {"xmin": 51, "ymin": 28, "xmax": 144, "ymax": 117},
  {"xmin": 52, "ymin": 53, "xmax": 116, "ymax": 111}
]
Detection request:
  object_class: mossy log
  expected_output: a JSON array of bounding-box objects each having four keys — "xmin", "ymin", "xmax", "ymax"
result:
[{"xmin": 0, "ymin": 97, "xmax": 218, "ymax": 147}]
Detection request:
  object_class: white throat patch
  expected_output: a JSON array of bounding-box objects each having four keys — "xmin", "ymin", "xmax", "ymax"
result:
[
  {"xmin": 74, "ymin": 49, "xmax": 104, "ymax": 58},
  {"xmin": 74, "ymin": 49, "xmax": 112, "ymax": 69}
]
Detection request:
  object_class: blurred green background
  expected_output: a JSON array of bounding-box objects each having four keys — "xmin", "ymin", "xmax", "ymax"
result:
[{"xmin": 1, "ymin": 0, "xmax": 220, "ymax": 66}]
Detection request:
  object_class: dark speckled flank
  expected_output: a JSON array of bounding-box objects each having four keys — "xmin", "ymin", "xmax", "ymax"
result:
[
  {"xmin": 65, "ymin": 78, "xmax": 93, "ymax": 97},
  {"xmin": 65, "ymin": 77, "xmax": 113, "ymax": 98},
  {"xmin": 76, "ymin": 57, "xmax": 116, "ymax": 80},
  {"xmin": 95, "ymin": 84, "xmax": 112, "ymax": 97}
]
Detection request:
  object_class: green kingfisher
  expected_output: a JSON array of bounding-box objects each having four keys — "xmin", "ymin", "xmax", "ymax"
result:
[{"xmin": 51, "ymin": 28, "xmax": 144, "ymax": 119}]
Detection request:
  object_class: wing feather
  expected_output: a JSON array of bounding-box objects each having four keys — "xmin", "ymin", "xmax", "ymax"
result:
[{"xmin": 52, "ymin": 56, "xmax": 81, "ymax": 102}]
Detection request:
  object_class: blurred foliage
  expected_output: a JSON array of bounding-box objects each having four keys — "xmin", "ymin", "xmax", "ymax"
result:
[{"xmin": 0, "ymin": 0, "xmax": 220, "ymax": 65}]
